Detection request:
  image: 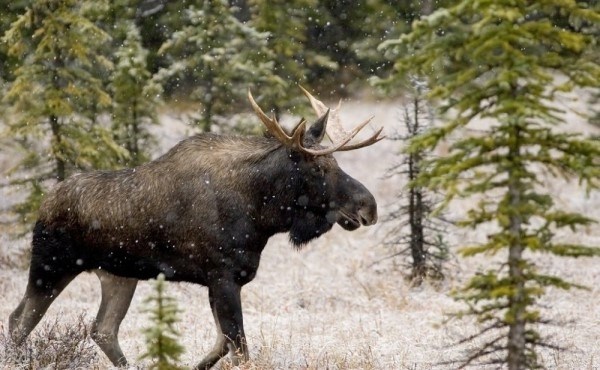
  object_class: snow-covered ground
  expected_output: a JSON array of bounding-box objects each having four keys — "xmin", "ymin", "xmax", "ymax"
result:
[{"xmin": 1, "ymin": 97, "xmax": 599, "ymax": 369}]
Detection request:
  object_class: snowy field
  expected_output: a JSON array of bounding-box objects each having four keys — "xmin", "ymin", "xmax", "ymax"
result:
[{"xmin": 1, "ymin": 97, "xmax": 599, "ymax": 369}]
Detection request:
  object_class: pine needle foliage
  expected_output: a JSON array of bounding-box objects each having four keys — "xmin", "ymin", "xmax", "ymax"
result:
[
  {"xmin": 1, "ymin": 0, "xmax": 128, "ymax": 227},
  {"xmin": 140, "ymin": 273, "xmax": 185, "ymax": 370},
  {"xmin": 0, "ymin": 2, "xmax": 27, "ymax": 82},
  {"xmin": 385, "ymin": 81, "xmax": 449, "ymax": 286},
  {"xmin": 378, "ymin": 1, "xmax": 600, "ymax": 369}
]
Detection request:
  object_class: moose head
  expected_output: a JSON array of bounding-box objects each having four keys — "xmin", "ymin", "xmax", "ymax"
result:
[{"xmin": 247, "ymin": 87, "xmax": 384, "ymax": 245}]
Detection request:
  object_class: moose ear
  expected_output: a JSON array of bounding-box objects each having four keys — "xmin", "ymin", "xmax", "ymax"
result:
[{"xmin": 305, "ymin": 109, "xmax": 329, "ymax": 145}]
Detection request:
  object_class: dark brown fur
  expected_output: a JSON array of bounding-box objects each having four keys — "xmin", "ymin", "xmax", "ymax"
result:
[{"xmin": 9, "ymin": 121, "xmax": 378, "ymax": 369}]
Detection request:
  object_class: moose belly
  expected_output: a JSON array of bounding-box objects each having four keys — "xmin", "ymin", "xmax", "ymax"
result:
[{"xmin": 72, "ymin": 227, "xmax": 264, "ymax": 286}]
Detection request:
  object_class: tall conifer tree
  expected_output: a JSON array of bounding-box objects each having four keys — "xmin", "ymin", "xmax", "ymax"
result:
[
  {"xmin": 379, "ymin": 1, "xmax": 600, "ymax": 368},
  {"xmin": 2, "ymin": 0, "xmax": 127, "ymax": 225},
  {"xmin": 249, "ymin": 0, "xmax": 328, "ymax": 114},
  {"xmin": 385, "ymin": 82, "xmax": 449, "ymax": 285},
  {"xmin": 157, "ymin": 0, "xmax": 274, "ymax": 132},
  {"xmin": 86, "ymin": 0, "xmax": 159, "ymax": 167},
  {"xmin": 111, "ymin": 20, "xmax": 161, "ymax": 166}
]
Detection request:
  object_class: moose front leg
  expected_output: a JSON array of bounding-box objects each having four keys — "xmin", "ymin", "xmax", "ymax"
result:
[
  {"xmin": 195, "ymin": 281, "xmax": 248, "ymax": 370},
  {"xmin": 91, "ymin": 270, "xmax": 138, "ymax": 367}
]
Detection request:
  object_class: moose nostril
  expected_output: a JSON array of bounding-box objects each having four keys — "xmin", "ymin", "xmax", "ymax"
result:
[{"xmin": 358, "ymin": 208, "xmax": 377, "ymax": 225}]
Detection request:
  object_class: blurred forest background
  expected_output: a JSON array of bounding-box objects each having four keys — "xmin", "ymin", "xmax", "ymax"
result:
[
  {"xmin": 0, "ymin": 0, "xmax": 597, "ymax": 224},
  {"xmin": 0, "ymin": 1, "xmax": 599, "ymax": 369},
  {"xmin": 0, "ymin": 0, "xmax": 450, "ymax": 226}
]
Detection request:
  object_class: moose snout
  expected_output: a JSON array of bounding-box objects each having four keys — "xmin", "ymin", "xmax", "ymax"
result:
[
  {"xmin": 357, "ymin": 193, "xmax": 378, "ymax": 226},
  {"xmin": 358, "ymin": 206, "xmax": 377, "ymax": 226},
  {"xmin": 336, "ymin": 173, "xmax": 379, "ymax": 230}
]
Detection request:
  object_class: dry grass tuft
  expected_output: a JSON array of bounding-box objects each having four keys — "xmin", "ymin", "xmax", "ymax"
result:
[{"xmin": 0, "ymin": 313, "xmax": 99, "ymax": 370}]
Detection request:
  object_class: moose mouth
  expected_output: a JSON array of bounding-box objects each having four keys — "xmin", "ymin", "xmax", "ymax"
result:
[{"xmin": 337, "ymin": 210, "xmax": 361, "ymax": 231}]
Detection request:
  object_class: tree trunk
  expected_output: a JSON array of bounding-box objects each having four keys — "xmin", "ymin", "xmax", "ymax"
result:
[
  {"xmin": 506, "ymin": 123, "xmax": 526, "ymax": 370},
  {"xmin": 200, "ymin": 72, "xmax": 214, "ymax": 133},
  {"xmin": 409, "ymin": 154, "xmax": 426, "ymax": 279},
  {"xmin": 130, "ymin": 98, "xmax": 140, "ymax": 164},
  {"xmin": 49, "ymin": 114, "xmax": 66, "ymax": 181},
  {"xmin": 408, "ymin": 95, "xmax": 426, "ymax": 281},
  {"xmin": 49, "ymin": 47, "xmax": 66, "ymax": 181}
]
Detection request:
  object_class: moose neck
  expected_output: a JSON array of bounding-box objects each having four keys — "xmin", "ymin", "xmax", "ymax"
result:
[
  {"xmin": 160, "ymin": 134, "xmax": 314, "ymax": 245},
  {"xmin": 244, "ymin": 144, "xmax": 300, "ymax": 237},
  {"xmin": 243, "ymin": 145, "xmax": 337, "ymax": 248}
]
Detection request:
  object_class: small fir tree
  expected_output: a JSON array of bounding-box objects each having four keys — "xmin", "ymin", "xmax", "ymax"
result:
[
  {"xmin": 140, "ymin": 273, "xmax": 185, "ymax": 370},
  {"xmin": 385, "ymin": 81, "xmax": 449, "ymax": 285},
  {"xmin": 378, "ymin": 1, "xmax": 600, "ymax": 369},
  {"xmin": 86, "ymin": 0, "xmax": 157, "ymax": 167},
  {"xmin": 157, "ymin": 0, "xmax": 275, "ymax": 132},
  {"xmin": 1, "ymin": 0, "xmax": 127, "ymax": 227},
  {"xmin": 111, "ymin": 20, "xmax": 161, "ymax": 166}
]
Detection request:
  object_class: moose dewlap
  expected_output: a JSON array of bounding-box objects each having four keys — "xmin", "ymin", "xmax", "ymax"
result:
[{"xmin": 8, "ymin": 88, "xmax": 383, "ymax": 369}]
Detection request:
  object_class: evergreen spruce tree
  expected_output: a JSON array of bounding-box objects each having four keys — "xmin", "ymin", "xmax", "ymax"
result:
[
  {"xmin": 157, "ymin": 0, "xmax": 275, "ymax": 132},
  {"xmin": 1, "ymin": 0, "xmax": 127, "ymax": 226},
  {"xmin": 85, "ymin": 0, "xmax": 158, "ymax": 167},
  {"xmin": 307, "ymin": 0, "xmax": 449, "ymax": 91},
  {"xmin": 378, "ymin": 1, "xmax": 600, "ymax": 368},
  {"xmin": 248, "ymin": 0, "xmax": 328, "ymax": 114},
  {"xmin": 140, "ymin": 273, "xmax": 185, "ymax": 370},
  {"xmin": 76, "ymin": 0, "xmax": 112, "ymax": 120},
  {"xmin": 385, "ymin": 81, "xmax": 449, "ymax": 285},
  {"xmin": 111, "ymin": 20, "xmax": 161, "ymax": 166}
]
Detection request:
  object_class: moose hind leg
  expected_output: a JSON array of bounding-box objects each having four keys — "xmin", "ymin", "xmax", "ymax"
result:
[
  {"xmin": 9, "ymin": 271, "xmax": 76, "ymax": 344},
  {"xmin": 10, "ymin": 220, "xmax": 83, "ymax": 344},
  {"xmin": 91, "ymin": 269, "xmax": 137, "ymax": 367}
]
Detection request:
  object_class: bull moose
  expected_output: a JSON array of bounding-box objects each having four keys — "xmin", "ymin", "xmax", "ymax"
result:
[{"xmin": 8, "ymin": 87, "xmax": 383, "ymax": 369}]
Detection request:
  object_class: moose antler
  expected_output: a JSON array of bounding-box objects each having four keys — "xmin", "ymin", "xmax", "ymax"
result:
[
  {"xmin": 247, "ymin": 90, "xmax": 306, "ymax": 149},
  {"xmin": 248, "ymin": 90, "xmax": 365, "ymax": 156},
  {"xmin": 299, "ymin": 86, "xmax": 384, "ymax": 151}
]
